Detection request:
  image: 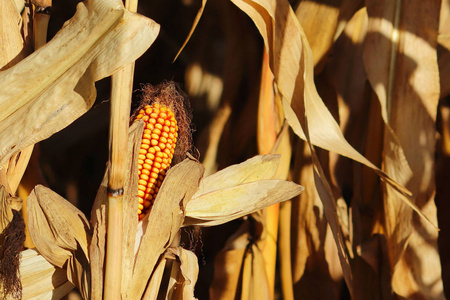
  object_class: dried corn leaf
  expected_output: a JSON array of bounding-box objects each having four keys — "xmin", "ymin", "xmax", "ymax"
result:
[
  {"xmin": 290, "ymin": 143, "xmax": 342, "ymax": 299},
  {"xmin": 295, "ymin": 0, "xmax": 340, "ymax": 68},
  {"xmin": 364, "ymin": 0, "xmax": 443, "ymax": 298},
  {"xmin": 0, "ymin": 0, "xmax": 25, "ymax": 70},
  {"xmin": 241, "ymin": 243, "xmax": 271, "ymax": 300},
  {"xmin": 185, "ymin": 179, "xmax": 303, "ymax": 227},
  {"xmin": 229, "ymin": 0, "xmax": 439, "ymax": 293},
  {"xmin": 193, "ymin": 154, "xmax": 280, "ymax": 197},
  {"xmin": 226, "ymin": 0, "xmax": 423, "ymax": 202},
  {"xmin": 325, "ymin": 8, "xmax": 387, "ymax": 298},
  {"xmin": 209, "ymin": 221, "xmax": 254, "ymax": 299},
  {"xmin": 126, "ymin": 158, "xmax": 204, "ymax": 300},
  {"xmin": 0, "ymin": 0, "xmax": 159, "ymax": 166},
  {"xmin": 165, "ymin": 247, "xmax": 199, "ymax": 300},
  {"xmin": 295, "ymin": 0, "xmax": 363, "ymax": 70},
  {"xmin": 210, "ymin": 215, "xmax": 271, "ymax": 300},
  {"xmin": 19, "ymin": 248, "xmax": 74, "ymax": 300},
  {"xmin": 174, "ymin": 0, "xmax": 208, "ymax": 62}
]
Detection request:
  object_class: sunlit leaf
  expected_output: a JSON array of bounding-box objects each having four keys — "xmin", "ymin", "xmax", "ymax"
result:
[
  {"xmin": 27, "ymin": 185, "xmax": 90, "ymax": 268},
  {"xmin": 193, "ymin": 154, "xmax": 280, "ymax": 198},
  {"xmin": 165, "ymin": 247, "xmax": 199, "ymax": 300},
  {"xmin": 0, "ymin": 0, "xmax": 159, "ymax": 166},
  {"xmin": 185, "ymin": 180, "xmax": 303, "ymax": 227},
  {"xmin": 19, "ymin": 249, "xmax": 74, "ymax": 300}
]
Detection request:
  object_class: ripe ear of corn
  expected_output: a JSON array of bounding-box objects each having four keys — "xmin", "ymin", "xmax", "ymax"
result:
[{"xmin": 134, "ymin": 102, "xmax": 178, "ymax": 219}]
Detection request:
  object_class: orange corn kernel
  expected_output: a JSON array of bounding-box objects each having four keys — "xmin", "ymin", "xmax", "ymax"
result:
[{"xmin": 134, "ymin": 103, "xmax": 178, "ymax": 219}]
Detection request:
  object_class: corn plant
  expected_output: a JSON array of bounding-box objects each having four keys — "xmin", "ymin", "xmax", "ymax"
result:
[{"xmin": 0, "ymin": 0, "xmax": 449, "ymax": 299}]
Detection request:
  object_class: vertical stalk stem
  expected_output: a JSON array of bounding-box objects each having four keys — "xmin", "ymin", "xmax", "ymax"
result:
[
  {"xmin": 104, "ymin": 0, "xmax": 138, "ymax": 296},
  {"xmin": 104, "ymin": 64, "xmax": 134, "ymax": 300}
]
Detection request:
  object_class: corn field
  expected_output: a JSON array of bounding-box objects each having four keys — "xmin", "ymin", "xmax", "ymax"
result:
[{"xmin": 0, "ymin": 0, "xmax": 449, "ymax": 299}]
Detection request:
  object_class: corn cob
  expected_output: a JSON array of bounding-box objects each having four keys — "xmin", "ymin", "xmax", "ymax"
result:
[{"xmin": 134, "ymin": 103, "xmax": 178, "ymax": 219}]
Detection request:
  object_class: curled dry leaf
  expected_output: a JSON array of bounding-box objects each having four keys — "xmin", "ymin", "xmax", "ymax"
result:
[
  {"xmin": 27, "ymin": 185, "xmax": 90, "ymax": 267},
  {"xmin": 126, "ymin": 157, "xmax": 204, "ymax": 300},
  {"xmin": 0, "ymin": 0, "xmax": 160, "ymax": 166},
  {"xmin": 210, "ymin": 222, "xmax": 250, "ymax": 300},
  {"xmin": 142, "ymin": 256, "xmax": 167, "ymax": 300},
  {"xmin": 27, "ymin": 185, "xmax": 91, "ymax": 298},
  {"xmin": 184, "ymin": 154, "xmax": 304, "ymax": 227},
  {"xmin": 295, "ymin": 0, "xmax": 363, "ymax": 70},
  {"xmin": 193, "ymin": 154, "xmax": 280, "ymax": 196},
  {"xmin": 364, "ymin": 0, "xmax": 443, "ymax": 298},
  {"xmin": 185, "ymin": 179, "xmax": 303, "ymax": 227},
  {"xmin": 210, "ymin": 218, "xmax": 270, "ymax": 300},
  {"xmin": 165, "ymin": 247, "xmax": 199, "ymax": 300}
]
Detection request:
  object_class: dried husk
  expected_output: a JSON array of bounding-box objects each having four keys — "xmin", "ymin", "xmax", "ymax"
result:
[
  {"xmin": 141, "ymin": 255, "xmax": 166, "ymax": 300},
  {"xmin": 0, "ymin": 0, "xmax": 160, "ymax": 166},
  {"xmin": 192, "ymin": 154, "xmax": 280, "ymax": 196},
  {"xmin": 126, "ymin": 157, "xmax": 204, "ymax": 299},
  {"xmin": 185, "ymin": 179, "xmax": 303, "ymax": 227},
  {"xmin": 184, "ymin": 154, "xmax": 303, "ymax": 227},
  {"xmin": 26, "ymin": 185, "xmax": 91, "ymax": 299},
  {"xmin": 0, "ymin": 186, "xmax": 15, "ymax": 232},
  {"xmin": 18, "ymin": 249, "xmax": 74, "ymax": 300}
]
